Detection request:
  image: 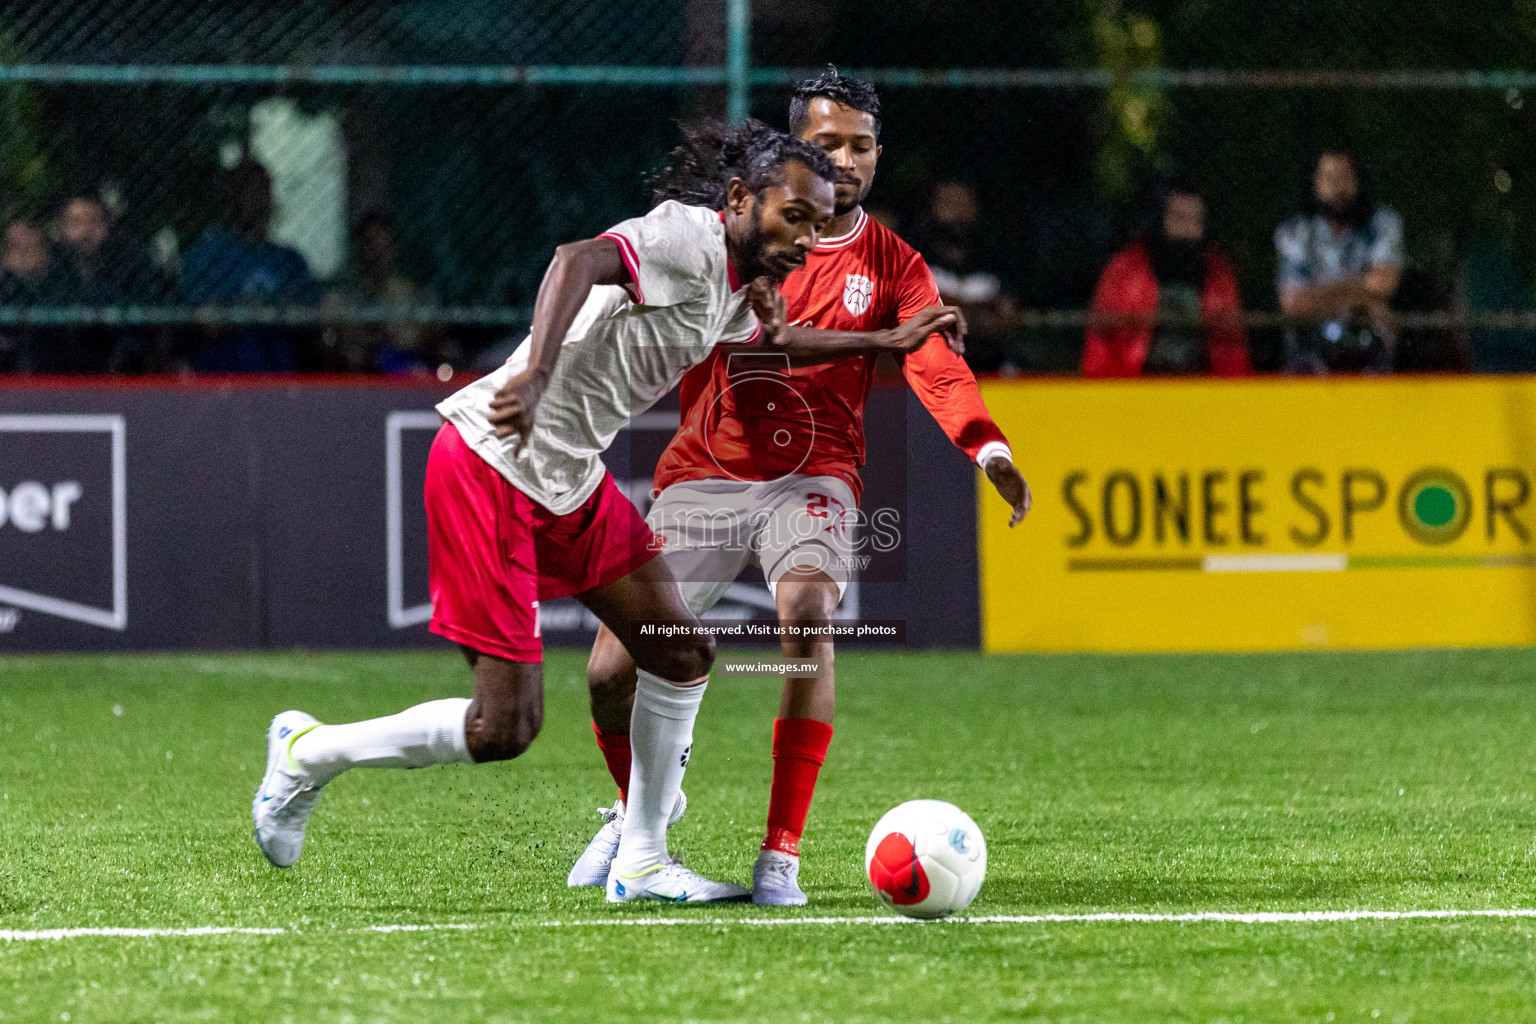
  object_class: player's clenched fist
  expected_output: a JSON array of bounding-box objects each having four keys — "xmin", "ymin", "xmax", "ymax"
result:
[
  {"xmin": 886, "ymin": 304, "xmax": 967, "ymax": 355},
  {"xmin": 488, "ymin": 367, "xmax": 548, "ymax": 448},
  {"xmin": 745, "ymin": 277, "xmax": 787, "ymax": 342}
]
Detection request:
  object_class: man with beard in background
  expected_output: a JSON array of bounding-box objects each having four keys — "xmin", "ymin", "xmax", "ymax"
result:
[
  {"xmin": 1083, "ymin": 180, "xmax": 1251, "ymax": 377},
  {"xmin": 1275, "ymin": 148, "xmax": 1404, "ymax": 374}
]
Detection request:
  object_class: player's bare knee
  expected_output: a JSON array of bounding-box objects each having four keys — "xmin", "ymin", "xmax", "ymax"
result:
[
  {"xmin": 643, "ymin": 633, "xmax": 715, "ymax": 682},
  {"xmin": 673, "ymin": 632, "xmax": 716, "ymax": 680},
  {"xmin": 781, "ymin": 583, "xmax": 837, "ymax": 627},
  {"xmin": 480, "ymin": 708, "xmax": 543, "ymax": 762},
  {"xmin": 467, "ymin": 701, "xmax": 543, "ymax": 762},
  {"xmin": 690, "ymin": 633, "xmax": 718, "ymax": 677},
  {"xmin": 776, "ymin": 570, "xmax": 839, "ymax": 626}
]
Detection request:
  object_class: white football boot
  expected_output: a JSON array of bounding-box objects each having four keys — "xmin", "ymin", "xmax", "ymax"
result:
[
  {"xmin": 252, "ymin": 710, "xmax": 324, "ymax": 868},
  {"xmin": 566, "ymin": 790, "xmax": 688, "ymax": 888},
  {"xmin": 752, "ymin": 848, "xmax": 807, "ymax": 906},
  {"xmin": 606, "ymin": 858, "xmax": 750, "ymax": 904}
]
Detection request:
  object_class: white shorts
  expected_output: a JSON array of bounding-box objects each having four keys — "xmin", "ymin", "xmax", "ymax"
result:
[{"xmin": 647, "ymin": 475, "xmax": 858, "ymax": 616}]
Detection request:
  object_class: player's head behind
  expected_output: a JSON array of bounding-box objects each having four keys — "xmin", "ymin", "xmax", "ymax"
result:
[
  {"xmin": 789, "ymin": 65, "xmax": 882, "ymax": 217},
  {"xmin": 651, "ymin": 118, "xmax": 835, "ymax": 283}
]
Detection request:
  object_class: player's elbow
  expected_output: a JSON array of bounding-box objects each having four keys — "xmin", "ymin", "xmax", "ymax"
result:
[{"xmin": 548, "ymin": 242, "xmax": 587, "ymax": 279}]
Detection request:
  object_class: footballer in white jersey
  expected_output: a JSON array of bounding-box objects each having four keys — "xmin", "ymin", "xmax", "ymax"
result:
[
  {"xmin": 437, "ymin": 201, "xmax": 764, "ymax": 516},
  {"xmin": 250, "ymin": 118, "xmax": 963, "ymax": 906}
]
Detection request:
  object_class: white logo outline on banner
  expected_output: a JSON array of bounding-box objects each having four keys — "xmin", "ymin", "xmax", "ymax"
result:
[
  {"xmin": 384, "ymin": 409, "xmax": 688, "ymax": 630},
  {"xmin": 385, "ymin": 411, "xmax": 442, "ymax": 629},
  {"xmin": 383, "ymin": 409, "xmax": 858, "ymax": 629},
  {"xmin": 0, "ymin": 414, "xmax": 127, "ymax": 630},
  {"xmin": 842, "ymin": 274, "xmax": 874, "ymax": 317}
]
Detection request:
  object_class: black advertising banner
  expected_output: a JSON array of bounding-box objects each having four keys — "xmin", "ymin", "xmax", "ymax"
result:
[
  {"xmin": 0, "ymin": 415, "xmax": 124, "ymax": 632},
  {"xmin": 0, "ymin": 389, "xmax": 255, "ymax": 649},
  {"xmin": 0, "ymin": 379, "xmax": 979, "ymax": 651}
]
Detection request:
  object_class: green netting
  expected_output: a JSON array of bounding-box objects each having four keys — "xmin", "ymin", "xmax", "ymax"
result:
[{"xmin": 0, "ymin": 0, "xmax": 1531, "ymax": 373}]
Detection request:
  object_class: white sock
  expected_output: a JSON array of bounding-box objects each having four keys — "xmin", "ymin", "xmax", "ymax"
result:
[
  {"xmin": 290, "ymin": 697, "xmax": 474, "ymax": 786},
  {"xmin": 612, "ymin": 671, "xmax": 706, "ymax": 875}
]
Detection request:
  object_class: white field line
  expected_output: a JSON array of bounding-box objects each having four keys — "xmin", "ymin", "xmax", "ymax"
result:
[
  {"xmin": 7, "ymin": 909, "xmax": 1536, "ymax": 941},
  {"xmin": 0, "ymin": 927, "xmax": 286, "ymax": 941},
  {"xmin": 545, "ymin": 908, "xmax": 1536, "ymax": 928},
  {"xmin": 0, "ymin": 924, "xmax": 477, "ymax": 942}
]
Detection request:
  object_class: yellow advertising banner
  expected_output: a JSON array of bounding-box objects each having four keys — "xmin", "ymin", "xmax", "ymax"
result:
[{"xmin": 978, "ymin": 377, "xmax": 1536, "ymax": 652}]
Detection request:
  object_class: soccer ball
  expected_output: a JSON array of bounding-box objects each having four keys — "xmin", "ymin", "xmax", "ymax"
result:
[{"xmin": 865, "ymin": 799, "xmax": 987, "ymax": 919}]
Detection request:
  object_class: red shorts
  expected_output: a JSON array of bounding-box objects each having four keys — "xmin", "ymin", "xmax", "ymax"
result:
[{"xmin": 425, "ymin": 422, "xmax": 658, "ymax": 662}]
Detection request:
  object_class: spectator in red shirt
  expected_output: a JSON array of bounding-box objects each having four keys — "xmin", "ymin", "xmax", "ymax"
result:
[{"xmin": 1083, "ymin": 182, "xmax": 1251, "ymax": 377}]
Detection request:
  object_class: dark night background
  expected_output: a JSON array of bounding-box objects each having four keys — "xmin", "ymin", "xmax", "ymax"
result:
[{"xmin": 2, "ymin": 0, "xmax": 1534, "ymax": 371}]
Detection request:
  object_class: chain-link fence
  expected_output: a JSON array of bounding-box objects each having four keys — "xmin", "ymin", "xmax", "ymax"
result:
[{"xmin": 0, "ymin": 0, "xmax": 1534, "ymax": 375}]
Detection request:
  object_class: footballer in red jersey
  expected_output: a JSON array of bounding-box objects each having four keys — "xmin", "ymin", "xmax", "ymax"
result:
[{"xmin": 568, "ymin": 68, "xmax": 1031, "ymax": 905}]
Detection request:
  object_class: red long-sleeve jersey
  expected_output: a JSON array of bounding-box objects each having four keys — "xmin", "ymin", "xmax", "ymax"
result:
[{"xmin": 653, "ymin": 211, "xmax": 1012, "ymax": 503}]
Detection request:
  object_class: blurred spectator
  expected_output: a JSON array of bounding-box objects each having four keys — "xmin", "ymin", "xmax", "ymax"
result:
[
  {"xmin": 1082, "ymin": 182, "xmax": 1250, "ymax": 377},
  {"xmin": 322, "ymin": 211, "xmax": 445, "ymax": 374},
  {"xmin": 1275, "ymin": 148, "xmax": 1404, "ymax": 373},
  {"xmin": 908, "ymin": 181, "xmax": 1021, "ymax": 372},
  {"xmin": 0, "ymin": 218, "xmax": 59, "ymax": 299},
  {"xmin": 181, "ymin": 158, "xmax": 318, "ymax": 372},
  {"xmin": 0, "ymin": 217, "xmax": 66, "ymax": 373},
  {"xmin": 53, "ymin": 189, "xmax": 173, "ymax": 373}
]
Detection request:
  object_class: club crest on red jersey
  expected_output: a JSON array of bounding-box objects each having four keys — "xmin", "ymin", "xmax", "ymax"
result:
[{"xmin": 842, "ymin": 274, "xmax": 874, "ymax": 317}]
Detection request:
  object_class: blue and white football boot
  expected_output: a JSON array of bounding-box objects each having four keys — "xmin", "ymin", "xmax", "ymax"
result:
[
  {"xmin": 252, "ymin": 710, "xmax": 324, "ymax": 868},
  {"xmin": 606, "ymin": 858, "xmax": 750, "ymax": 904},
  {"xmin": 567, "ymin": 791, "xmax": 688, "ymax": 888}
]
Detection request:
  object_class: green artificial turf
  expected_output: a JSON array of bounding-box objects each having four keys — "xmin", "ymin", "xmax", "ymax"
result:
[{"xmin": 2, "ymin": 648, "xmax": 1536, "ymax": 1022}]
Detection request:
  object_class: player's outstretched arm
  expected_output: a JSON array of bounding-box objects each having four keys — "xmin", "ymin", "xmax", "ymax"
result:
[
  {"xmin": 758, "ymin": 300, "xmax": 967, "ymax": 365},
  {"xmin": 490, "ymin": 237, "xmax": 631, "ymax": 446},
  {"xmin": 893, "ymin": 283, "xmax": 1026, "ymax": 526}
]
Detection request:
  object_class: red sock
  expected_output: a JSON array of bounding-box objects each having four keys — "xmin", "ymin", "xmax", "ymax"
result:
[
  {"xmin": 592, "ymin": 721, "xmax": 632, "ymax": 804},
  {"xmin": 762, "ymin": 717, "xmax": 834, "ymax": 856}
]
